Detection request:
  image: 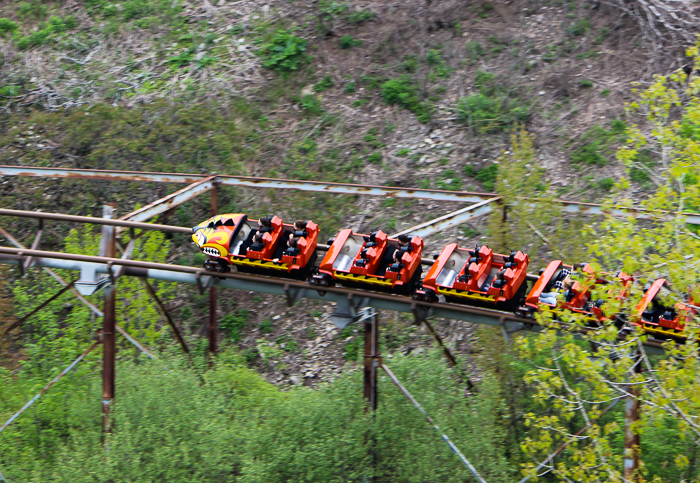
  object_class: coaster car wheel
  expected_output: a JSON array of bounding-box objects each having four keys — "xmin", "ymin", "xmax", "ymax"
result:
[
  {"xmin": 310, "ymin": 273, "xmax": 334, "ymax": 288},
  {"xmin": 413, "ymin": 288, "xmax": 438, "ymax": 303},
  {"xmin": 203, "ymin": 258, "xmax": 230, "ymax": 273}
]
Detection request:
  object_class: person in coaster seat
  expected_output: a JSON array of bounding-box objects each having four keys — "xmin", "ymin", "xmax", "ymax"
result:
[
  {"xmin": 293, "ymin": 220, "xmax": 309, "ymax": 237},
  {"xmin": 248, "ymin": 233, "xmax": 265, "ymax": 253},
  {"xmin": 258, "ymin": 216, "xmax": 273, "ymax": 234},
  {"xmin": 380, "ymin": 234, "xmax": 410, "ymax": 266},
  {"xmin": 237, "ymin": 217, "xmax": 272, "ymax": 255},
  {"xmin": 539, "ymin": 269, "xmax": 574, "ymax": 306},
  {"xmin": 275, "ymin": 237, "xmax": 299, "ymax": 262}
]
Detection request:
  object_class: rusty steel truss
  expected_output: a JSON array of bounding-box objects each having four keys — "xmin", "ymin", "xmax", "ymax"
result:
[{"xmin": 0, "ymin": 165, "xmax": 675, "ymax": 478}]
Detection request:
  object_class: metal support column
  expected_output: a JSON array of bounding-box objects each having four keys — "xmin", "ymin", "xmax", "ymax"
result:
[
  {"xmin": 209, "ymin": 182, "xmax": 218, "ymax": 356},
  {"xmin": 624, "ymin": 352, "xmax": 642, "ymax": 482},
  {"xmin": 363, "ymin": 309, "xmax": 380, "ymax": 411},
  {"xmin": 100, "ymin": 205, "xmax": 116, "ymax": 434}
]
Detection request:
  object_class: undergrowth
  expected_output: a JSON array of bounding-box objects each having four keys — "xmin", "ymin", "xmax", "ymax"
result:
[{"xmin": 456, "ymin": 71, "xmax": 530, "ymax": 133}]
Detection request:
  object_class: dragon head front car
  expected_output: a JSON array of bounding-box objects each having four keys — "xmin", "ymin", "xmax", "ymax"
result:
[{"xmin": 191, "ymin": 214, "xmax": 245, "ymax": 259}]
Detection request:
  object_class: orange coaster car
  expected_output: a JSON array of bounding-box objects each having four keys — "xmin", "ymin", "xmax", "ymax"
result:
[
  {"xmin": 192, "ymin": 214, "xmax": 318, "ymax": 278},
  {"xmin": 523, "ymin": 261, "xmax": 631, "ymax": 321},
  {"xmin": 310, "ymin": 230, "xmax": 423, "ymax": 295},
  {"xmin": 414, "ymin": 244, "xmax": 529, "ymax": 309},
  {"xmin": 631, "ymin": 279, "xmax": 698, "ymax": 339}
]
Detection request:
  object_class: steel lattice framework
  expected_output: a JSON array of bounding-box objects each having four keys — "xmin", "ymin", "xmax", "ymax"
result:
[{"xmin": 0, "ymin": 164, "xmax": 679, "ymax": 480}]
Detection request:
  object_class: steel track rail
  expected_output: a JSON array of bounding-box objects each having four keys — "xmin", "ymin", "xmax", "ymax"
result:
[
  {"xmin": 0, "ymin": 166, "xmax": 495, "ymax": 203},
  {"xmin": 3, "ymin": 165, "xmax": 700, "ymax": 224},
  {"xmin": 0, "ymin": 208, "xmax": 192, "ymax": 233},
  {"xmin": 0, "ymin": 245, "xmax": 668, "ymax": 354}
]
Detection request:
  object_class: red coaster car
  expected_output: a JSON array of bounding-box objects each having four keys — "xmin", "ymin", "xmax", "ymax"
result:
[
  {"xmin": 523, "ymin": 261, "xmax": 631, "ymax": 321},
  {"xmin": 192, "ymin": 214, "xmax": 318, "ymax": 278},
  {"xmin": 631, "ymin": 279, "xmax": 698, "ymax": 339},
  {"xmin": 414, "ymin": 244, "xmax": 529, "ymax": 310},
  {"xmin": 310, "ymin": 230, "xmax": 423, "ymax": 295}
]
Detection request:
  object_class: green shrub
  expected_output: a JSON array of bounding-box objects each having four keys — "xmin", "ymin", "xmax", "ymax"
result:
[
  {"xmin": 343, "ymin": 80, "xmax": 356, "ymax": 94},
  {"xmin": 381, "ymin": 75, "xmax": 431, "ymax": 123},
  {"xmin": 347, "ymin": 8, "xmax": 375, "ymax": 24},
  {"xmin": 570, "ymin": 122, "xmax": 627, "ymax": 167},
  {"xmin": 257, "ymin": 31, "xmax": 309, "ymax": 74},
  {"xmin": 570, "ymin": 142, "xmax": 606, "ymax": 166},
  {"xmin": 463, "ymin": 165, "xmax": 476, "ymax": 176},
  {"xmin": 17, "ymin": 0, "xmax": 47, "ymax": 19},
  {"xmin": 167, "ymin": 49, "xmax": 194, "ymax": 68},
  {"xmin": 220, "ymin": 309, "xmax": 250, "ymax": 342},
  {"xmin": 461, "ymin": 225, "xmax": 480, "ymax": 237},
  {"xmin": 567, "ymin": 17, "xmax": 591, "ymax": 36},
  {"xmin": 339, "ymin": 35, "xmax": 362, "ymax": 49},
  {"xmin": 580, "ymin": 78, "xmax": 593, "ymax": 88},
  {"xmin": 396, "ymin": 148, "xmax": 410, "ymax": 157},
  {"xmin": 474, "ymin": 70, "xmax": 495, "ymax": 89},
  {"xmin": 597, "ymin": 177, "xmax": 615, "ymax": 191},
  {"xmin": 456, "ymin": 93, "xmax": 528, "ymax": 133},
  {"xmin": 367, "ymin": 152, "xmax": 382, "ymax": 163},
  {"xmin": 600, "ymin": 89, "xmax": 610, "ymax": 97},
  {"xmin": 402, "ymin": 55, "xmax": 419, "ymax": 73},
  {"xmin": 353, "ymin": 98, "xmax": 368, "ymax": 107},
  {"xmin": 259, "ymin": 319, "xmax": 273, "ymax": 334},
  {"xmin": 0, "ymin": 18, "xmax": 18, "ymax": 37},
  {"xmin": 426, "ymin": 49, "xmax": 450, "ymax": 79},
  {"xmin": 629, "ymin": 149, "xmax": 654, "ymax": 185},
  {"xmin": 361, "ymin": 75, "xmax": 384, "ymax": 89},
  {"xmin": 300, "ymin": 95, "xmax": 322, "ymax": 116},
  {"xmin": 456, "ymin": 72, "xmax": 529, "ymax": 133},
  {"xmin": 313, "ymin": 75, "xmax": 334, "ymax": 92},
  {"xmin": 466, "ymin": 41, "xmax": 484, "ymax": 61},
  {"xmin": 15, "ymin": 15, "xmax": 78, "ymax": 50},
  {"xmin": 475, "ymin": 165, "xmax": 498, "ymax": 191}
]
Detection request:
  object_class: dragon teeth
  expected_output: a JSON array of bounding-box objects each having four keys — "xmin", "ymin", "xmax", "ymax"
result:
[{"xmin": 203, "ymin": 247, "xmax": 220, "ymax": 256}]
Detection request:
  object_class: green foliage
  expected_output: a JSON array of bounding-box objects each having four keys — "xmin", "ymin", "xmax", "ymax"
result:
[
  {"xmin": 259, "ymin": 319, "xmax": 273, "ymax": 334},
  {"xmin": 518, "ymin": 48, "xmax": 700, "ymax": 481},
  {"xmin": 456, "ymin": 71, "xmax": 530, "ymax": 133},
  {"xmin": 0, "ymin": 18, "xmax": 18, "ymax": 37},
  {"xmin": 463, "ymin": 164, "xmax": 476, "ymax": 177},
  {"xmin": 367, "ymin": 152, "xmax": 382, "ymax": 163},
  {"xmin": 402, "ymin": 55, "xmax": 419, "ymax": 72},
  {"xmin": 457, "ymin": 94, "xmax": 528, "ymax": 134},
  {"xmin": 580, "ymin": 78, "xmax": 593, "ymax": 88},
  {"xmin": 569, "ymin": 121, "xmax": 627, "ymax": 167},
  {"xmin": 17, "ymin": 0, "xmax": 47, "ymax": 19},
  {"xmin": 339, "ymin": 35, "xmax": 362, "ymax": 49},
  {"xmin": 466, "ymin": 41, "xmax": 484, "ymax": 62},
  {"xmin": 300, "ymin": 94, "xmax": 323, "ymax": 116},
  {"xmin": 600, "ymin": 89, "xmax": 610, "ymax": 97},
  {"xmin": 0, "ymin": 350, "xmax": 514, "ymax": 481},
  {"xmin": 396, "ymin": 148, "xmax": 410, "ymax": 157},
  {"xmin": 221, "ymin": 309, "xmax": 250, "ymax": 342},
  {"xmin": 167, "ymin": 49, "xmax": 195, "ymax": 68},
  {"xmin": 461, "ymin": 225, "xmax": 480, "ymax": 238},
  {"xmin": 313, "ymin": 75, "xmax": 334, "ymax": 92},
  {"xmin": 597, "ymin": 177, "xmax": 615, "ymax": 190},
  {"xmin": 380, "ymin": 75, "xmax": 431, "ymax": 123},
  {"xmin": 425, "ymin": 49, "xmax": 450, "ymax": 80},
  {"xmin": 346, "ymin": 8, "xmax": 376, "ymax": 24},
  {"xmin": 257, "ymin": 30, "xmax": 309, "ymax": 74},
  {"xmin": 343, "ymin": 80, "xmax": 356, "ymax": 94},
  {"xmin": 566, "ymin": 17, "xmax": 591, "ymax": 36},
  {"xmin": 0, "ymin": 99, "xmax": 257, "ymax": 174},
  {"xmin": 475, "ymin": 164, "xmax": 499, "ymax": 191},
  {"xmin": 361, "ymin": 74, "xmax": 384, "ymax": 89},
  {"xmin": 15, "ymin": 15, "xmax": 79, "ymax": 50}
]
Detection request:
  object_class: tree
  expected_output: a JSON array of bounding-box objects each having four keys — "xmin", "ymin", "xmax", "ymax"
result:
[{"xmin": 516, "ymin": 43, "xmax": 700, "ymax": 482}]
